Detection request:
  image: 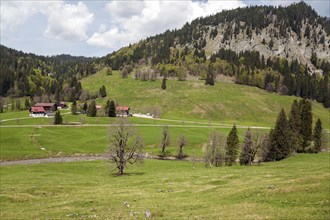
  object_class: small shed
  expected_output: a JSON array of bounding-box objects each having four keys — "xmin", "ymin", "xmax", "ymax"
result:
[
  {"xmin": 116, "ymin": 106, "xmax": 130, "ymax": 117},
  {"xmin": 96, "ymin": 105, "xmax": 102, "ymax": 112},
  {"xmin": 58, "ymin": 102, "xmax": 67, "ymax": 109}
]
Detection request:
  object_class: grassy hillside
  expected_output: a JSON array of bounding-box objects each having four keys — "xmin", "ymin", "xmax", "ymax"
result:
[
  {"xmin": 1, "ymin": 153, "xmax": 329, "ymax": 219},
  {"xmin": 81, "ymin": 68, "xmax": 329, "ymax": 128}
]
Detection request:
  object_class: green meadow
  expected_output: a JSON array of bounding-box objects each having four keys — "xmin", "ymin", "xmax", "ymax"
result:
[
  {"xmin": 1, "ymin": 153, "xmax": 329, "ymax": 219},
  {"xmin": 1, "ymin": 123, "xmax": 248, "ymax": 160}
]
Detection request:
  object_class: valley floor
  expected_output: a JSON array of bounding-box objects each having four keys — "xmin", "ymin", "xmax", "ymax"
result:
[{"xmin": 0, "ymin": 153, "xmax": 329, "ymax": 219}]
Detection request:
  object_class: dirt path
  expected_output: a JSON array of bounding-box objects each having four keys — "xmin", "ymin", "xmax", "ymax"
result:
[
  {"xmin": 0, "ymin": 156, "xmax": 105, "ymax": 167},
  {"xmin": 0, "ymin": 154, "xmax": 204, "ymax": 167}
]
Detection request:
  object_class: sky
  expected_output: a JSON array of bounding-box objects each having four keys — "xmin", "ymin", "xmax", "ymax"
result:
[{"xmin": 1, "ymin": 0, "xmax": 329, "ymax": 57}]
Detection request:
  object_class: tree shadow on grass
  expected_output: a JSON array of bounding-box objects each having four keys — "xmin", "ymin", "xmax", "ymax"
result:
[{"xmin": 110, "ymin": 172, "xmax": 145, "ymax": 177}]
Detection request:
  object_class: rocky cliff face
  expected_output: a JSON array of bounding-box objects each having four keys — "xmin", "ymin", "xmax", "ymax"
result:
[{"xmin": 204, "ymin": 19, "xmax": 330, "ymax": 74}]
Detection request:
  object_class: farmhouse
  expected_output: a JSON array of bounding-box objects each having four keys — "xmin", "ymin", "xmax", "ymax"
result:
[
  {"xmin": 29, "ymin": 106, "xmax": 46, "ymax": 117},
  {"xmin": 116, "ymin": 106, "xmax": 130, "ymax": 117},
  {"xmin": 32, "ymin": 103, "xmax": 57, "ymax": 116}
]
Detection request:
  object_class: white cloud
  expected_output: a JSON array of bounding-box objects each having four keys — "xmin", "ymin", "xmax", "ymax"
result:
[
  {"xmin": 0, "ymin": 1, "xmax": 44, "ymax": 32},
  {"xmin": 87, "ymin": 0, "xmax": 246, "ymax": 49},
  {"xmin": 106, "ymin": 0, "xmax": 145, "ymax": 20},
  {"xmin": 0, "ymin": 1, "xmax": 93, "ymax": 41},
  {"xmin": 44, "ymin": 2, "xmax": 94, "ymax": 41}
]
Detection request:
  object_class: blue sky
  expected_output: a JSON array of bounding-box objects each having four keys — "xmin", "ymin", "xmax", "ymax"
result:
[{"xmin": 1, "ymin": 0, "xmax": 329, "ymax": 57}]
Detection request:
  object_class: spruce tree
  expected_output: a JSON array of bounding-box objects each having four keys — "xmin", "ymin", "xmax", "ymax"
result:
[
  {"xmin": 313, "ymin": 119, "xmax": 323, "ymax": 153},
  {"xmin": 54, "ymin": 111, "xmax": 62, "ymax": 125},
  {"xmin": 288, "ymin": 99, "xmax": 302, "ymax": 152},
  {"xmin": 24, "ymin": 98, "xmax": 30, "ymax": 110},
  {"xmin": 266, "ymin": 108, "xmax": 290, "ymax": 161},
  {"xmin": 226, "ymin": 124, "xmax": 239, "ymax": 166},
  {"xmin": 87, "ymin": 100, "xmax": 97, "ymax": 117},
  {"xmin": 239, "ymin": 128, "xmax": 253, "ymax": 165},
  {"xmin": 205, "ymin": 65, "xmax": 214, "ymax": 85},
  {"xmin": 71, "ymin": 100, "xmax": 77, "ymax": 115},
  {"xmin": 99, "ymin": 85, "xmax": 107, "ymax": 97},
  {"xmin": 82, "ymin": 102, "xmax": 88, "ymax": 114},
  {"xmin": 104, "ymin": 100, "xmax": 111, "ymax": 115},
  {"xmin": 300, "ymin": 99, "xmax": 313, "ymax": 152},
  {"xmin": 108, "ymin": 100, "xmax": 116, "ymax": 117},
  {"xmin": 161, "ymin": 77, "xmax": 167, "ymax": 90}
]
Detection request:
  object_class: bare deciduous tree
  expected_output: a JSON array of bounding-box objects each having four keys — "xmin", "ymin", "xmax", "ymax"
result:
[
  {"xmin": 108, "ymin": 119, "xmax": 144, "ymax": 175},
  {"xmin": 240, "ymin": 128, "xmax": 263, "ymax": 165},
  {"xmin": 160, "ymin": 126, "xmax": 170, "ymax": 158},
  {"xmin": 177, "ymin": 135, "xmax": 188, "ymax": 159},
  {"xmin": 204, "ymin": 131, "xmax": 226, "ymax": 167},
  {"xmin": 258, "ymin": 134, "xmax": 270, "ymax": 163}
]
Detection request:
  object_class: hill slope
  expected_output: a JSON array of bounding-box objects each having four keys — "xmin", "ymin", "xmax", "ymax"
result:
[
  {"xmin": 81, "ymin": 69, "xmax": 329, "ymax": 128},
  {"xmin": 101, "ymin": 2, "xmax": 330, "ymax": 108}
]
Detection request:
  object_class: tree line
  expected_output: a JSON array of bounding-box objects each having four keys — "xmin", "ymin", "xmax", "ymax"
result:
[
  {"xmin": 0, "ymin": 45, "xmax": 97, "ymax": 101},
  {"xmin": 108, "ymin": 99, "xmax": 324, "ymax": 175}
]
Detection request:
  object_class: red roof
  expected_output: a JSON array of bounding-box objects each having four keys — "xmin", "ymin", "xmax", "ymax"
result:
[
  {"xmin": 30, "ymin": 106, "xmax": 45, "ymax": 112},
  {"xmin": 35, "ymin": 103, "xmax": 56, "ymax": 107},
  {"xmin": 116, "ymin": 106, "xmax": 130, "ymax": 111}
]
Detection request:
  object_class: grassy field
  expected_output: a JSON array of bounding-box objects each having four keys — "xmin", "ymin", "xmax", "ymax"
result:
[
  {"xmin": 1, "ymin": 153, "xmax": 329, "ymax": 219},
  {"xmin": 1, "ymin": 124, "xmax": 254, "ymax": 160},
  {"xmin": 81, "ymin": 69, "xmax": 329, "ymax": 128}
]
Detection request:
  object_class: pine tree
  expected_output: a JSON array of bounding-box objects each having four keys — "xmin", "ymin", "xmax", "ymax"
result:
[
  {"xmin": 205, "ymin": 65, "xmax": 214, "ymax": 85},
  {"xmin": 239, "ymin": 128, "xmax": 253, "ymax": 165},
  {"xmin": 108, "ymin": 100, "xmax": 116, "ymax": 117},
  {"xmin": 104, "ymin": 100, "xmax": 110, "ymax": 115},
  {"xmin": 313, "ymin": 119, "xmax": 323, "ymax": 153},
  {"xmin": 87, "ymin": 100, "xmax": 97, "ymax": 117},
  {"xmin": 71, "ymin": 100, "xmax": 77, "ymax": 115},
  {"xmin": 54, "ymin": 111, "xmax": 62, "ymax": 125},
  {"xmin": 288, "ymin": 99, "xmax": 302, "ymax": 152},
  {"xmin": 300, "ymin": 99, "xmax": 313, "ymax": 152},
  {"xmin": 226, "ymin": 124, "xmax": 239, "ymax": 166},
  {"xmin": 82, "ymin": 102, "xmax": 88, "ymax": 114},
  {"xmin": 24, "ymin": 98, "xmax": 30, "ymax": 110},
  {"xmin": 99, "ymin": 85, "xmax": 107, "ymax": 97},
  {"xmin": 266, "ymin": 108, "xmax": 290, "ymax": 161}
]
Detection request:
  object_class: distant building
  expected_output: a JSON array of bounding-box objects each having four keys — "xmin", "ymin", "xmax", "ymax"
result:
[
  {"xmin": 96, "ymin": 105, "xmax": 102, "ymax": 113},
  {"xmin": 32, "ymin": 103, "xmax": 57, "ymax": 116},
  {"xmin": 116, "ymin": 106, "xmax": 130, "ymax": 117},
  {"xmin": 29, "ymin": 106, "xmax": 46, "ymax": 117},
  {"xmin": 58, "ymin": 102, "xmax": 67, "ymax": 109}
]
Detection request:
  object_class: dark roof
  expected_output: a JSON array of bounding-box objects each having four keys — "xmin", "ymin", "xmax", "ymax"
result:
[
  {"xmin": 35, "ymin": 103, "xmax": 56, "ymax": 107},
  {"xmin": 116, "ymin": 106, "xmax": 130, "ymax": 111}
]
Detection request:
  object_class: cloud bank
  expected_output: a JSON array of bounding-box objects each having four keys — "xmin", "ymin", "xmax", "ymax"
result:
[
  {"xmin": 87, "ymin": 0, "xmax": 246, "ymax": 49},
  {"xmin": 1, "ymin": 1, "xmax": 93, "ymax": 41}
]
